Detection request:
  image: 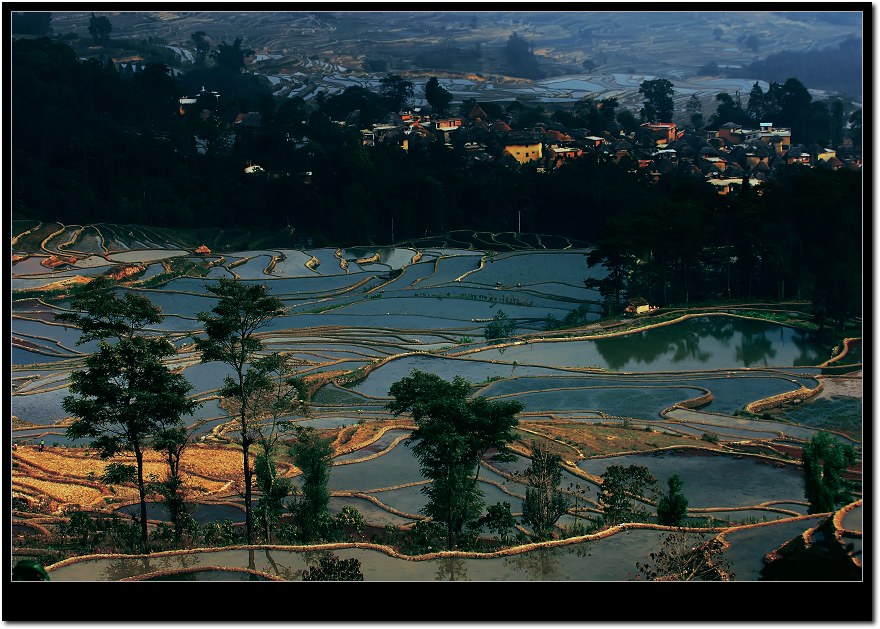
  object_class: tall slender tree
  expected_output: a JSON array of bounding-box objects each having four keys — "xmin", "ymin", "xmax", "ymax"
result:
[
  {"xmin": 745, "ymin": 82, "xmax": 766, "ymax": 124},
  {"xmin": 151, "ymin": 422, "xmax": 194, "ymax": 545},
  {"xmin": 656, "ymin": 474, "xmax": 689, "ymax": 526},
  {"xmin": 250, "ymin": 354, "xmax": 308, "ymax": 542},
  {"xmin": 193, "ymin": 277, "xmax": 285, "ymax": 544},
  {"xmin": 58, "ymin": 278, "xmax": 196, "ymax": 547},
  {"xmin": 288, "ymin": 426, "xmax": 334, "ymax": 542},
  {"xmin": 686, "ymin": 94, "xmax": 704, "ymax": 129},
  {"xmin": 521, "ymin": 443, "xmax": 571, "ymax": 539}
]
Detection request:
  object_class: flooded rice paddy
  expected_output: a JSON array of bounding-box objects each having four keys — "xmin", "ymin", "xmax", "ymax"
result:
[{"xmin": 12, "ymin": 227, "xmax": 862, "ymax": 581}]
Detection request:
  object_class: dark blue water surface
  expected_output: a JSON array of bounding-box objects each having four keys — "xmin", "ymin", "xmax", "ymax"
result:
[{"xmin": 464, "ymin": 316, "xmax": 829, "ymax": 371}]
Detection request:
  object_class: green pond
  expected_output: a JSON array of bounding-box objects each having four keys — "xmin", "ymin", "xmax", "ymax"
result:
[
  {"xmin": 577, "ymin": 449, "xmax": 806, "ymax": 508},
  {"xmin": 465, "ymin": 315, "xmax": 829, "ymax": 371}
]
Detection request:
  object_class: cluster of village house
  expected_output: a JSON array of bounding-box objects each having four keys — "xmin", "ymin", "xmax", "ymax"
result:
[
  {"xmin": 179, "ymin": 88, "xmax": 859, "ymax": 196},
  {"xmin": 355, "ymin": 106, "xmax": 859, "ymax": 195}
]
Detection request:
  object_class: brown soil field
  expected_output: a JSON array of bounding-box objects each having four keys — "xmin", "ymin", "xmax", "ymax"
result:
[
  {"xmin": 517, "ymin": 419, "xmax": 715, "ymax": 460},
  {"xmin": 11, "ymin": 420, "xmax": 418, "ymax": 513},
  {"xmin": 12, "ymin": 444, "xmax": 250, "ymax": 511}
]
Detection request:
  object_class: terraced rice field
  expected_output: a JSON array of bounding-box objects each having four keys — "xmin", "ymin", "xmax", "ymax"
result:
[{"xmin": 11, "ymin": 222, "xmax": 863, "ymax": 582}]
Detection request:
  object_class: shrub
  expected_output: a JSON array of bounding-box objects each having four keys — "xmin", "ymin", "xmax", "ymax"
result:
[{"xmin": 484, "ymin": 310, "xmax": 517, "ymax": 340}]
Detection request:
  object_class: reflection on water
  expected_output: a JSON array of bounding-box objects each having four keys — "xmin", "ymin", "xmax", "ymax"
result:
[
  {"xmin": 22, "ymin": 240, "xmax": 856, "ymax": 584},
  {"xmin": 473, "ymin": 316, "xmax": 827, "ymax": 371},
  {"xmin": 577, "ymin": 449, "xmax": 805, "ymax": 508},
  {"xmin": 50, "ymin": 518, "xmax": 826, "ymax": 582},
  {"xmin": 435, "ymin": 557, "xmax": 468, "ymax": 581},
  {"xmin": 100, "ymin": 553, "xmax": 201, "ymax": 581},
  {"xmin": 503, "ymin": 547, "xmax": 564, "ymax": 581},
  {"xmin": 736, "ymin": 329, "xmax": 777, "ymax": 367},
  {"xmin": 115, "ymin": 502, "xmax": 245, "ymax": 524},
  {"xmin": 146, "ymin": 568, "xmax": 275, "ymax": 581},
  {"xmin": 595, "ymin": 316, "xmax": 811, "ymax": 370},
  {"xmin": 262, "ymin": 548, "xmax": 302, "ymax": 581}
]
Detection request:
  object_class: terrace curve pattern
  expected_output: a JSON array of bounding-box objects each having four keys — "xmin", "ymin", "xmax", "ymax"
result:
[{"xmin": 12, "ymin": 221, "xmax": 863, "ymax": 581}]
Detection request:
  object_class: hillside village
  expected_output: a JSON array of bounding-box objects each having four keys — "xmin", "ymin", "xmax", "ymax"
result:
[{"xmin": 184, "ymin": 91, "xmax": 860, "ymax": 196}]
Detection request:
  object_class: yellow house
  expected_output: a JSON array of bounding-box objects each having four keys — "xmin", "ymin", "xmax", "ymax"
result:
[{"xmin": 504, "ymin": 141, "xmax": 543, "ymax": 165}]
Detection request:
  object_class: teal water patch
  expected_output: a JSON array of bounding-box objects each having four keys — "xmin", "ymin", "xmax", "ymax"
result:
[
  {"xmin": 115, "ymin": 501, "xmax": 245, "ymax": 524},
  {"xmin": 666, "ymin": 408, "xmax": 854, "ymax": 444},
  {"xmin": 12, "ymin": 388, "xmax": 70, "ymax": 425},
  {"xmin": 506, "ymin": 386, "xmax": 706, "ymax": 420},
  {"xmin": 365, "ymin": 484, "xmax": 429, "ymax": 517},
  {"xmin": 462, "ymin": 316, "xmax": 828, "ymax": 371},
  {"xmin": 47, "ymin": 523, "xmax": 802, "ymax": 582},
  {"xmin": 332, "ymin": 430, "xmax": 412, "ymax": 462},
  {"xmin": 327, "ymin": 495, "xmax": 417, "ymax": 527},
  {"xmin": 465, "ymin": 250, "xmax": 594, "ymax": 287},
  {"xmin": 351, "ymin": 354, "xmax": 566, "ymax": 398},
  {"xmin": 841, "ymin": 505, "xmax": 862, "ymax": 532},
  {"xmin": 720, "ymin": 516, "xmax": 826, "ymax": 580},
  {"xmin": 411, "ymin": 254, "xmax": 486, "ymax": 287},
  {"xmin": 329, "ymin": 440, "xmax": 425, "ymax": 491},
  {"xmin": 12, "ymin": 318, "xmax": 98, "ymax": 354},
  {"xmin": 577, "ymin": 449, "xmax": 806, "ymax": 509}
]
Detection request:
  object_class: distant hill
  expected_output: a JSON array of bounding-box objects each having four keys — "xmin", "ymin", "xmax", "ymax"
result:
[
  {"xmin": 37, "ymin": 10, "xmax": 863, "ymax": 80},
  {"xmin": 734, "ymin": 37, "xmax": 862, "ymax": 101}
]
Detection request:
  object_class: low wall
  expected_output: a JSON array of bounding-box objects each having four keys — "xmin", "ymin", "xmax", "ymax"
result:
[{"xmin": 744, "ymin": 381, "xmax": 823, "ymax": 414}]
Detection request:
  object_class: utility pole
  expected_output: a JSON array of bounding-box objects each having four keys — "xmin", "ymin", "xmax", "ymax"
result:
[{"xmin": 518, "ymin": 210, "xmax": 521, "ymax": 233}]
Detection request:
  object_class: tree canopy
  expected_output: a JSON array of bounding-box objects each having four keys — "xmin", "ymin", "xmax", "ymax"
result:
[
  {"xmin": 386, "ymin": 370, "xmax": 523, "ymax": 549},
  {"xmin": 635, "ymin": 529, "xmax": 733, "ymax": 581},
  {"xmin": 802, "ymin": 432, "xmax": 857, "ymax": 514},
  {"xmin": 639, "ymin": 78, "xmax": 674, "ymax": 122},
  {"xmin": 521, "ymin": 443, "xmax": 571, "ymax": 539},
  {"xmin": 288, "ymin": 426, "xmax": 334, "ymax": 542},
  {"xmin": 484, "ymin": 309, "xmax": 517, "ymax": 341},
  {"xmin": 379, "ymin": 73, "xmax": 414, "ymax": 111},
  {"xmin": 213, "ymin": 37, "xmax": 253, "ymax": 72},
  {"xmin": 597, "ymin": 464, "xmax": 658, "ymax": 527},
  {"xmin": 656, "ymin": 474, "xmax": 689, "ymax": 526},
  {"xmin": 302, "ymin": 553, "xmax": 364, "ymax": 581},
  {"xmin": 424, "ymin": 76, "xmax": 453, "ymax": 116},
  {"xmin": 503, "ymin": 32, "xmax": 542, "ymax": 79},
  {"xmin": 88, "ymin": 13, "xmax": 112, "ymax": 44}
]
